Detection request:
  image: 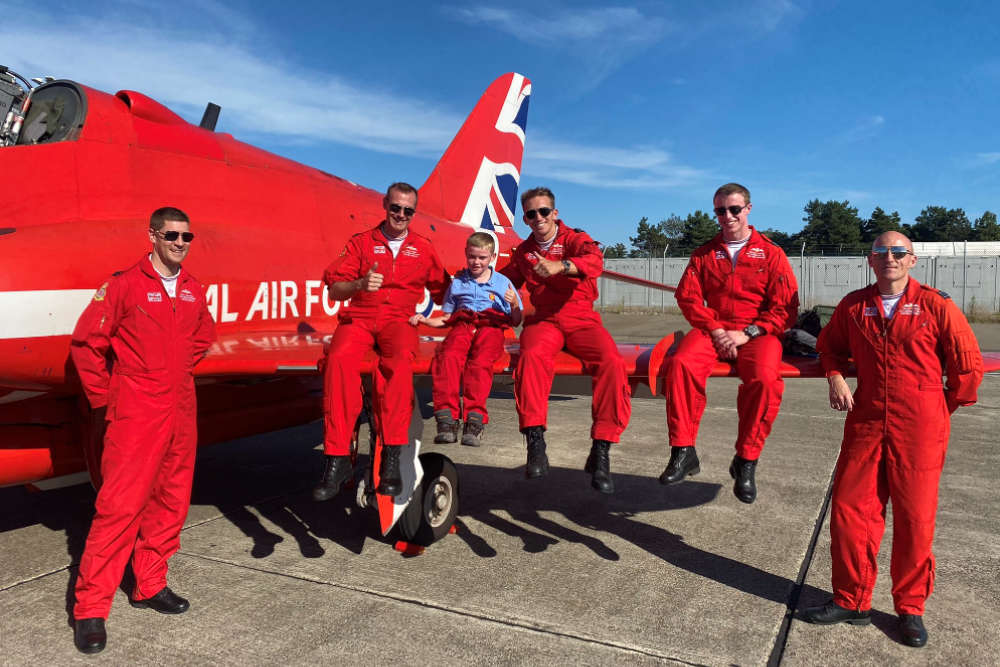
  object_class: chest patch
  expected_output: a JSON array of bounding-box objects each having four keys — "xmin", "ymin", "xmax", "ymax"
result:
[
  {"xmin": 373, "ymin": 246, "xmax": 387, "ymax": 254},
  {"xmin": 746, "ymin": 247, "xmax": 766, "ymax": 259},
  {"xmin": 899, "ymin": 303, "xmax": 921, "ymax": 316},
  {"xmin": 863, "ymin": 306, "xmax": 878, "ymax": 317},
  {"xmin": 714, "ymin": 250, "xmax": 727, "ymax": 259},
  {"xmin": 147, "ymin": 292, "xmax": 163, "ymax": 303},
  {"xmin": 180, "ymin": 288, "xmax": 196, "ymax": 303},
  {"xmin": 402, "ymin": 246, "xmax": 420, "ymax": 258},
  {"xmin": 549, "ymin": 243, "xmax": 564, "ymax": 258}
]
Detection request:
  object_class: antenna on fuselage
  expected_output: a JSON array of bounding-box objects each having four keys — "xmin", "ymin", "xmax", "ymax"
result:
[{"xmin": 199, "ymin": 102, "xmax": 221, "ymax": 131}]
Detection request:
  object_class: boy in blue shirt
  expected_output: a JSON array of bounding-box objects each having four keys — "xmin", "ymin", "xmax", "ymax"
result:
[{"xmin": 411, "ymin": 232, "xmax": 522, "ymax": 446}]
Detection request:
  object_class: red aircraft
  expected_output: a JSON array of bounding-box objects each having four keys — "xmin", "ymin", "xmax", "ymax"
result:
[{"xmin": 2, "ymin": 69, "xmax": 997, "ymax": 543}]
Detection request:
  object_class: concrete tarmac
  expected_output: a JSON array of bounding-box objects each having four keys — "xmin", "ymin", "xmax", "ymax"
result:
[{"xmin": 2, "ymin": 314, "xmax": 998, "ymax": 665}]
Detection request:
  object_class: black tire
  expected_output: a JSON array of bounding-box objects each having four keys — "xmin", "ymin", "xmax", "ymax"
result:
[{"xmin": 397, "ymin": 453, "xmax": 459, "ymax": 546}]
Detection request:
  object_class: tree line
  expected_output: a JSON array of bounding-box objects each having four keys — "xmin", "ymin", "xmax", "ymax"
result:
[{"xmin": 603, "ymin": 201, "xmax": 1000, "ymax": 258}]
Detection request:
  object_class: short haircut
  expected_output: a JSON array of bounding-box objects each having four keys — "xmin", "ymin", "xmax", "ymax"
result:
[
  {"xmin": 386, "ymin": 181, "xmax": 418, "ymax": 203},
  {"xmin": 520, "ymin": 186, "xmax": 555, "ymax": 208},
  {"xmin": 150, "ymin": 206, "xmax": 190, "ymax": 231},
  {"xmin": 713, "ymin": 183, "xmax": 751, "ymax": 203},
  {"xmin": 466, "ymin": 231, "xmax": 496, "ymax": 254}
]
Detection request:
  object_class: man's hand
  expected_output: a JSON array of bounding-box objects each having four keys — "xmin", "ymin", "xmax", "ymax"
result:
[
  {"xmin": 503, "ymin": 286, "xmax": 518, "ymax": 304},
  {"xmin": 710, "ymin": 328, "xmax": 749, "ymax": 360},
  {"xmin": 828, "ymin": 374, "xmax": 854, "ymax": 411},
  {"xmin": 408, "ymin": 314, "xmax": 424, "ymax": 326},
  {"xmin": 361, "ymin": 262, "xmax": 383, "ymax": 292},
  {"xmin": 532, "ymin": 258, "xmax": 565, "ymax": 278}
]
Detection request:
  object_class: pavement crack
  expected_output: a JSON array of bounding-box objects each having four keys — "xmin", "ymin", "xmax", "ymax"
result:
[
  {"xmin": 765, "ymin": 461, "xmax": 837, "ymax": 666},
  {"xmin": 177, "ymin": 550, "xmax": 710, "ymax": 666}
]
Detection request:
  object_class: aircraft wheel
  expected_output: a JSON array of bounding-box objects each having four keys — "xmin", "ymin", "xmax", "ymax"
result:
[{"xmin": 397, "ymin": 453, "xmax": 459, "ymax": 546}]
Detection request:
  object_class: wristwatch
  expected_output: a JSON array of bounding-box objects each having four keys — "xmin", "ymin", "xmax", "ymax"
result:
[
  {"xmin": 743, "ymin": 324, "xmax": 765, "ymax": 339},
  {"xmin": 561, "ymin": 259, "xmax": 571, "ymax": 274}
]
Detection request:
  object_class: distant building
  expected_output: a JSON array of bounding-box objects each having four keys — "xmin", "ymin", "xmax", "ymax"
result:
[{"xmin": 912, "ymin": 241, "xmax": 1000, "ymax": 256}]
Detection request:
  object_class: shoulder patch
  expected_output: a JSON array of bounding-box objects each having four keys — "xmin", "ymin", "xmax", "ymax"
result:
[
  {"xmin": 921, "ymin": 284, "xmax": 950, "ymax": 299},
  {"xmin": 93, "ymin": 281, "xmax": 109, "ymax": 301}
]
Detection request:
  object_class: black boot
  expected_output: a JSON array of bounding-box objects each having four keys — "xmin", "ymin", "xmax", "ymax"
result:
[
  {"xmin": 659, "ymin": 446, "xmax": 699, "ymax": 484},
  {"xmin": 524, "ymin": 426, "xmax": 549, "ymax": 479},
  {"xmin": 899, "ymin": 614, "xmax": 928, "ymax": 647},
  {"xmin": 74, "ymin": 618, "xmax": 107, "ymax": 654},
  {"xmin": 729, "ymin": 454, "xmax": 757, "ymax": 504},
  {"xmin": 803, "ymin": 600, "xmax": 871, "ymax": 625},
  {"xmin": 584, "ymin": 440, "xmax": 614, "ymax": 494},
  {"xmin": 312, "ymin": 455, "xmax": 354, "ymax": 501},
  {"xmin": 461, "ymin": 412, "xmax": 485, "ymax": 447},
  {"xmin": 377, "ymin": 445, "xmax": 403, "ymax": 496},
  {"xmin": 433, "ymin": 410, "xmax": 459, "ymax": 444}
]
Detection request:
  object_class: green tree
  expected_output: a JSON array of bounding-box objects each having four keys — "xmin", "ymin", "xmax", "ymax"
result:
[
  {"xmin": 910, "ymin": 206, "xmax": 972, "ymax": 241},
  {"xmin": 628, "ymin": 216, "xmax": 671, "ymax": 257},
  {"xmin": 797, "ymin": 200, "xmax": 863, "ymax": 254},
  {"xmin": 972, "ymin": 211, "xmax": 1000, "ymax": 241},
  {"xmin": 603, "ymin": 242, "xmax": 627, "ymax": 258},
  {"xmin": 759, "ymin": 228, "xmax": 792, "ymax": 249},
  {"xmin": 679, "ymin": 210, "xmax": 718, "ymax": 251},
  {"xmin": 861, "ymin": 207, "xmax": 902, "ymax": 243}
]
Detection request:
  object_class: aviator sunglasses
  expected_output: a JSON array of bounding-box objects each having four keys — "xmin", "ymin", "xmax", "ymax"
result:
[
  {"xmin": 871, "ymin": 246, "xmax": 913, "ymax": 259},
  {"xmin": 152, "ymin": 229, "xmax": 195, "ymax": 242},
  {"xmin": 713, "ymin": 204, "xmax": 748, "ymax": 217},
  {"xmin": 388, "ymin": 203, "xmax": 416, "ymax": 217},
  {"xmin": 524, "ymin": 207, "xmax": 553, "ymax": 220}
]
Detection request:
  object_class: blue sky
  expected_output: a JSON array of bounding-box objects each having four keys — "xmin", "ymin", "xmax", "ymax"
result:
[{"xmin": 5, "ymin": 1, "xmax": 999, "ymax": 247}]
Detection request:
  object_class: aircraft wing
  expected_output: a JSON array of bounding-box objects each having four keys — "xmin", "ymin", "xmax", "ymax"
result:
[{"xmin": 195, "ymin": 329, "xmax": 829, "ymax": 392}]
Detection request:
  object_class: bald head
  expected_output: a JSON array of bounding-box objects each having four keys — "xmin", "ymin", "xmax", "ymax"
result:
[{"xmin": 872, "ymin": 231, "xmax": 912, "ymax": 253}]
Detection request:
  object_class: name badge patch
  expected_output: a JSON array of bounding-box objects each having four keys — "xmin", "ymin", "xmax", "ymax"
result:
[
  {"xmin": 180, "ymin": 289, "xmax": 196, "ymax": 303},
  {"xmin": 863, "ymin": 306, "xmax": 878, "ymax": 317},
  {"xmin": 746, "ymin": 247, "xmax": 766, "ymax": 259},
  {"xmin": 373, "ymin": 246, "xmax": 386, "ymax": 254},
  {"xmin": 900, "ymin": 303, "xmax": 921, "ymax": 316},
  {"xmin": 714, "ymin": 250, "xmax": 727, "ymax": 259},
  {"xmin": 402, "ymin": 246, "xmax": 420, "ymax": 258},
  {"xmin": 147, "ymin": 292, "xmax": 163, "ymax": 303}
]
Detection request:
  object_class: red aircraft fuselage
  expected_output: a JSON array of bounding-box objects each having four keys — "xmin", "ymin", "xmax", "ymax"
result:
[{"xmin": 0, "ymin": 75, "xmax": 532, "ymax": 487}]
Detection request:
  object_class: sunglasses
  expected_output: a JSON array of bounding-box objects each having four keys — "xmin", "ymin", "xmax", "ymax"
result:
[
  {"xmin": 871, "ymin": 246, "xmax": 912, "ymax": 259},
  {"xmin": 152, "ymin": 229, "xmax": 195, "ymax": 242},
  {"xmin": 713, "ymin": 204, "xmax": 748, "ymax": 217},
  {"xmin": 388, "ymin": 203, "xmax": 416, "ymax": 217},
  {"xmin": 524, "ymin": 207, "xmax": 553, "ymax": 220}
]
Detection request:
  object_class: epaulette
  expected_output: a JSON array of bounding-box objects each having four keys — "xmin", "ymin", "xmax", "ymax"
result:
[{"xmin": 921, "ymin": 284, "xmax": 950, "ymax": 299}]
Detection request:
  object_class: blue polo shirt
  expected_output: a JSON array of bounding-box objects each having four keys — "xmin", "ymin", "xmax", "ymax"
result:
[{"xmin": 443, "ymin": 268, "xmax": 521, "ymax": 315}]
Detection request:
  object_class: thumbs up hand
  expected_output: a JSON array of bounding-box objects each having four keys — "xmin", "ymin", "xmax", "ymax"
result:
[{"xmin": 361, "ymin": 261, "xmax": 383, "ymax": 292}]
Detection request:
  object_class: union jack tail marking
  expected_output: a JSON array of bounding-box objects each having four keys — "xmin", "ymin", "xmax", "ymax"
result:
[{"xmin": 418, "ymin": 73, "xmax": 531, "ymax": 234}]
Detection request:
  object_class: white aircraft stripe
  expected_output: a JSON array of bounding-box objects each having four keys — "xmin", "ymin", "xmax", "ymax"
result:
[{"xmin": 0, "ymin": 289, "xmax": 95, "ymax": 339}]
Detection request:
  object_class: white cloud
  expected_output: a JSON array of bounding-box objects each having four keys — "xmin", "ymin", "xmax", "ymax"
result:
[
  {"xmin": 974, "ymin": 152, "xmax": 1000, "ymax": 165},
  {"xmin": 2, "ymin": 4, "xmax": 707, "ymax": 191},
  {"xmin": 448, "ymin": 5, "xmax": 669, "ymax": 90},
  {"xmin": 838, "ymin": 115, "xmax": 885, "ymax": 143}
]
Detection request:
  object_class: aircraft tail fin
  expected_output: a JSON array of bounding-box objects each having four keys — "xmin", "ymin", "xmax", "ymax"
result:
[{"xmin": 418, "ymin": 73, "xmax": 530, "ymax": 234}]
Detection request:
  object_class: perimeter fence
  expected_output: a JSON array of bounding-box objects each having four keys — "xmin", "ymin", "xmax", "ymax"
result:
[{"xmin": 600, "ymin": 254, "xmax": 1000, "ymax": 317}]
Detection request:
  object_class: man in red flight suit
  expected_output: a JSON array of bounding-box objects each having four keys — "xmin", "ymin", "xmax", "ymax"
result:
[
  {"xmin": 70, "ymin": 207, "xmax": 216, "ymax": 654},
  {"xmin": 501, "ymin": 186, "xmax": 630, "ymax": 494},
  {"xmin": 805, "ymin": 231, "xmax": 983, "ymax": 648},
  {"xmin": 659, "ymin": 183, "xmax": 798, "ymax": 504},
  {"xmin": 313, "ymin": 182, "xmax": 450, "ymax": 501}
]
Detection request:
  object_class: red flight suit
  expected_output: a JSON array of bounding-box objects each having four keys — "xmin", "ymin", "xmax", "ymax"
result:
[
  {"xmin": 501, "ymin": 222, "xmax": 630, "ymax": 442},
  {"xmin": 817, "ymin": 279, "xmax": 983, "ymax": 615},
  {"xmin": 431, "ymin": 309, "xmax": 510, "ymax": 424},
  {"xmin": 666, "ymin": 227, "xmax": 798, "ymax": 460},
  {"xmin": 70, "ymin": 256, "xmax": 215, "ymax": 620},
  {"xmin": 322, "ymin": 225, "xmax": 449, "ymax": 452}
]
